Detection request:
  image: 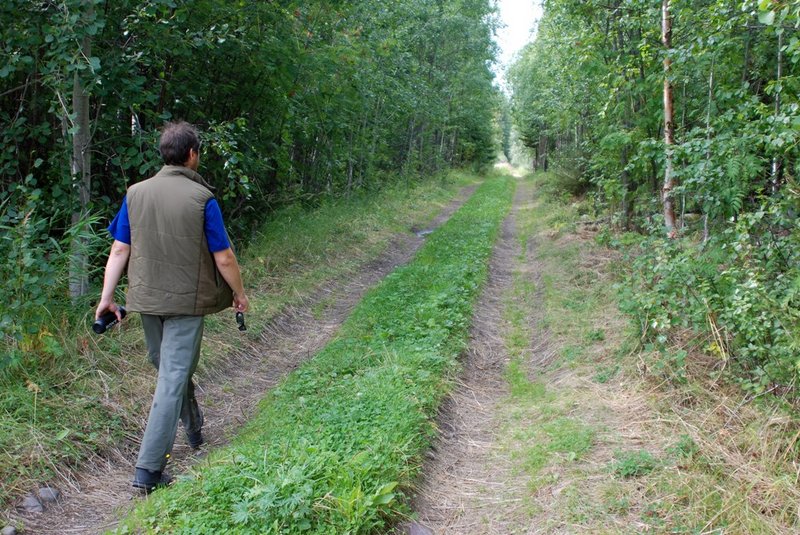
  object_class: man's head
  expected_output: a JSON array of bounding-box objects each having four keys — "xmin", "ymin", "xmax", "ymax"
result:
[{"xmin": 159, "ymin": 121, "xmax": 200, "ymax": 169}]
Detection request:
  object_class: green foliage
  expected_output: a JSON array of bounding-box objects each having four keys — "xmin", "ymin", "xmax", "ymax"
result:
[
  {"xmin": 617, "ymin": 197, "xmax": 800, "ymax": 393},
  {"xmin": 118, "ymin": 177, "xmax": 514, "ymax": 533},
  {"xmin": 509, "ymin": 1, "xmax": 800, "ymax": 401},
  {"xmin": 0, "ymin": 191, "xmax": 61, "ymax": 358},
  {"xmin": 0, "ymin": 179, "xmax": 104, "ymax": 366},
  {"xmin": 0, "ymin": 0, "xmax": 501, "ymax": 350},
  {"xmin": 508, "ymin": 0, "xmax": 800, "ymax": 224},
  {"xmin": 612, "ymin": 450, "xmax": 659, "ymax": 478}
]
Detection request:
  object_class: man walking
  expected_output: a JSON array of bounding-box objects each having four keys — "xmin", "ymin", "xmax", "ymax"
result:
[{"xmin": 95, "ymin": 121, "xmax": 249, "ymax": 492}]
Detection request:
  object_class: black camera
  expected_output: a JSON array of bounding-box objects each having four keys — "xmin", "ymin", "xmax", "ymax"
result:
[{"xmin": 93, "ymin": 306, "xmax": 127, "ymax": 334}]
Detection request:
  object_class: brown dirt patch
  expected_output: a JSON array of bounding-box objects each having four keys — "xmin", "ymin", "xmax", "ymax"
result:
[
  {"xmin": 404, "ymin": 180, "xmax": 537, "ymax": 533},
  {"xmin": 7, "ymin": 186, "xmax": 476, "ymax": 535},
  {"xmin": 403, "ymin": 186, "xmax": 666, "ymax": 534}
]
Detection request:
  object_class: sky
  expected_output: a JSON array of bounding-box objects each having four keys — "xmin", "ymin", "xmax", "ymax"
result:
[{"xmin": 494, "ymin": 0, "xmax": 543, "ymax": 88}]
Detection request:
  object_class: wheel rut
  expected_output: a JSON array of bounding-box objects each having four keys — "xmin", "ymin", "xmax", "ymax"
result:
[
  {"xmin": 404, "ymin": 178, "xmax": 542, "ymax": 534},
  {"xmin": 10, "ymin": 185, "xmax": 476, "ymax": 535}
]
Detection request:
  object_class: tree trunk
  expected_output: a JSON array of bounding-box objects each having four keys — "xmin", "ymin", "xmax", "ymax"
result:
[
  {"xmin": 661, "ymin": 0, "xmax": 678, "ymax": 238},
  {"xmin": 537, "ymin": 131, "xmax": 548, "ymax": 171},
  {"xmin": 771, "ymin": 30, "xmax": 783, "ymax": 194},
  {"xmin": 702, "ymin": 58, "xmax": 715, "ymax": 242},
  {"xmin": 69, "ymin": 9, "xmax": 92, "ymax": 299},
  {"xmin": 621, "ymin": 144, "xmax": 632, "ymax": 229}
]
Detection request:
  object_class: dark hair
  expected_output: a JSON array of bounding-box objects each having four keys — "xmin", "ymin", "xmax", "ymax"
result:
[{"xmin": 159, "ymin": 121, "xmax": 200, "ymax": 165}]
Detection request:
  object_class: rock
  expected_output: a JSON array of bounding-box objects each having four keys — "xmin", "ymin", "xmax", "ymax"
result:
[
  {"xmin": 20, "ymin": 493, "xmax": 44, "ymax": 513},
  {"xmin": 38, "ymin": 486, "xmax": 61, "ymax": 503},
  {"xmin": 1, "ymin": 526, "xmax": 18, "ymax": 535},
  {"xmin": 399, "ymin": 521, "xmax": 434, "ymax": 535}
]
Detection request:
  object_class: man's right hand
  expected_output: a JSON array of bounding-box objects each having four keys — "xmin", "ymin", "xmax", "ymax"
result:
[{"xmin": 97, "ymin": 240, "xmax": 131, "ymax": 321}]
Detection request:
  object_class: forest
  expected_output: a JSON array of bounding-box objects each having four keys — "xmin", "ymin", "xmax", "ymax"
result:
[
  {"xmin": 509, "ymin": 0, "xmax": 800, "ymax": 399},
  {"xmin": 0, "ymin": 0, "xmax": 498, "ymax": 358},
  {"xmin": 6, "ymin": 0, "xmax": 800, "ymax": 532}
]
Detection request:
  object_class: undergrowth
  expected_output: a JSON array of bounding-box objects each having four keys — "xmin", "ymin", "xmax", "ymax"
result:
[
  {"xmin": 0, "ymin": 171, "xmax": 473, "ymax": 514},
  {"xmin": 603, "ymin": 198, "xmax": 800, "ymax": 399},
  {"xmin": 523, "ymin": 170, "xmax": 800, "ymax": 532},
  {"xmin": 115, "ymin": 176, "xmax": 514, "ymax": 533}
]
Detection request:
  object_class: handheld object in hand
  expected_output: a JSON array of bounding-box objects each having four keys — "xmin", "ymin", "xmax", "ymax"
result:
[{"xmin": 93, "ymin": 306, "xmax": 127, "ymax": 334}]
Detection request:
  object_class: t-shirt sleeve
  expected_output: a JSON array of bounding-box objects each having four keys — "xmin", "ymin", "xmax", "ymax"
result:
[
  {"xmin": 107, "ymin": 196, "xmax": 131, "ymax": 244},
  {"xmin": 204, "ymin": 198, "xmax": 231, "ymax": 253}
]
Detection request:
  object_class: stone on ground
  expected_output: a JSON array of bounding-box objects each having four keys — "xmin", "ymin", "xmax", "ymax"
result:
[
  {"xmin": 20, "ymin": 493, "xmax": 44, "ymax": 513},
  {"xmin": 38, "ymin": 486, "xmax": 61, "ymax": 503}
]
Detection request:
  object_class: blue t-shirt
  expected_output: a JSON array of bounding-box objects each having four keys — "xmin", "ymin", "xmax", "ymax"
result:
[{"xmin": 108, "ymin": 196, "xmax": 231, "ymax": 252}]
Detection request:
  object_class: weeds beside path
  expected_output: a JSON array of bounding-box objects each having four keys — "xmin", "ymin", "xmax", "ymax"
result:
[
  {"xmin": 411, "ymin": 170, "xmax": 800, "ymax": 533},
  {"xmin": 3, "ymin": 175, "xmax": 478, "ymax": 534}
]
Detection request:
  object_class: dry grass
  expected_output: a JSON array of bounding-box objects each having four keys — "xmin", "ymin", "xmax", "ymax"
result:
[
  {"xmin": 407, "ymin": 179, "xmax": 534, "ymax": 534},
  {"xmin": 639, "ymin": 352, "xmax": 800, "ymax": 533},
  {"xmin": 4, "ymin": 185, "xmax": 477, "ymax": 534}
]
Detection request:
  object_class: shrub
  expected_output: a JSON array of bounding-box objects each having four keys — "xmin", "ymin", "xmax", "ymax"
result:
[{"xmin": 617, "ymin": 199, "xmax": 800, "ymax": 396}]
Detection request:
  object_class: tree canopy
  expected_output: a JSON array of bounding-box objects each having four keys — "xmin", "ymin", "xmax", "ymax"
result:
[
  {"xmin": 509, "ymin": 0, "xmax": 800, "ymax": 398},
  {"xmin": 0, "ymin": 0, "xmax": 500, "ymax": 353}
]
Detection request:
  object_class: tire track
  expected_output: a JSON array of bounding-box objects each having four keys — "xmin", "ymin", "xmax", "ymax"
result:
[
  {"xmin": 404, "ymin": 177, "xmax": 541, "ymax": 534},
  {"xmin": 11, "ymin": 185, "xmax": 476, "ymax": 535}
]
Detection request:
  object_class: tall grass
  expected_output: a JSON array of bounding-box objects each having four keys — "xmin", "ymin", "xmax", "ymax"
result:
[
  {"xmin": 117, "ymin": 175, "xmax": 514, "ymax": 533},
  {"xmin": 0, "ymin": 172, "xmax": 473, "ymax": 511}
]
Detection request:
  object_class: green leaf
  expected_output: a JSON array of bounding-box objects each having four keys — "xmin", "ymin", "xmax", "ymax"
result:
[
  {"xmin": 759, "ymin": 10, "xmax": 776, "ymax": 25},
  {"xmin": 373, "ymin": 492, "xmax": 395, "ymax": 505}
]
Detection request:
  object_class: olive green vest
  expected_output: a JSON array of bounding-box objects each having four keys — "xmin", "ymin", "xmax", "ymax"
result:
[{"xmin": 126, "ymin": 165, "xmax": 233, "ymax": 316}]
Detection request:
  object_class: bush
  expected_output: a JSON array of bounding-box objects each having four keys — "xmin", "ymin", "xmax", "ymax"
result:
[
  {"xmin": 0, "ymin": 190, "xmax": 63, "ymax": 369},
  {"xmin": 618, "ymin": 200, "xmax": 800, "ymax": 396}
]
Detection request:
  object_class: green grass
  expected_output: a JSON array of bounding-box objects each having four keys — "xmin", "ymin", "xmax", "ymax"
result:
[
  {"xmin": 496, "ymin": 173, "xmax": 599, "ymax": 500},
  {"xmin": 612, "ymin": 450, "xmax": 659, "ymax": 478},
  {"xmin": 502, "ymin": 351, "xmax": 596, "ymax": 496},
  {"xmin": 0, "ymin": 171, "xmax": 475, "ymax": 511},
  {"xmin": 514, "ymin": 417, "xmax": 595, "ymax": 483},
  {"xmin": 506, "ymin": 172, "xmax": 800, "ymax": 533},
  {"xmin": 115, "ymin": 176, "xmax": 514, "ymax": 533}
]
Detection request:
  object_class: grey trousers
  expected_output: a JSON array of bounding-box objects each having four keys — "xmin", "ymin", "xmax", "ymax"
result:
[{"xmin": 137, "ymin": 314, "xmax": 204, "ymax": 472}]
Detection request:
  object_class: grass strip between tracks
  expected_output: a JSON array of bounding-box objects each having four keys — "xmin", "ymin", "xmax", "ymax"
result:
[
  {"xmin": 117, "ymin": 175, "xmax": 515, "ymax": 534},
  {"xmin": 0, "ymin": 173, "xmax": 472, "ymax": 512}
]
